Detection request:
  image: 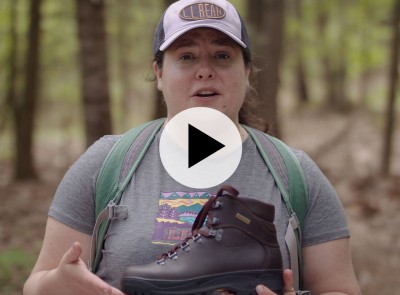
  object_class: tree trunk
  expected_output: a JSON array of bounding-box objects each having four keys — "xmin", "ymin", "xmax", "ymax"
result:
[
  {"xmin": 317, "ymin": 6, "xmax": 336, "ymax": 107},
  {"xmin": 247, "ymin": 0, "xmax": 285, "ymax": 138},
  {"xmin": 294, "ymin": 0, "xmax": 309, "ymax": 104},
  {"xmin": 334, "ymin": 0, "xmax": 349, "ymax": 111},
  {"xmin": 358, "ymin": 1, "xmax": 373, "ymax": 107},
  {"xmin": 317, "ymin": 1, "xmax": 350, "ymax": 111},
  {"xmin": 12, "ymin": 0, "xmax": 41, "ymax": 180},
  {"xmin": 381, "ymin": 0, "xmax": 400, "ymax": 176},
  {"xmin": 3, "ymin": 0, "xmax": 18, "ymax": 132},
  {"xmin": 152, "ymin": 0, "xmax": 174, "ymax": 120},
  {"xmin": 114, "ymin": 0, "xmax": 132, "ymax": 130},
  {"xmin": 76, "ymin": 0, "xmax": 112, "ymax": 147}
]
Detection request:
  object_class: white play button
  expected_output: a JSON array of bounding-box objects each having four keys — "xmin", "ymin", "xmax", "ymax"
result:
[{"xmin": 159, "ymin": 107, "xmax": 242, "ymax": 189}]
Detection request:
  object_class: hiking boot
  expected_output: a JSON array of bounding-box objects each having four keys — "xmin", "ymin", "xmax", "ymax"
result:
[{"xmin": 121, "ymin": 185, "xmax": 283, "ymax": 295}]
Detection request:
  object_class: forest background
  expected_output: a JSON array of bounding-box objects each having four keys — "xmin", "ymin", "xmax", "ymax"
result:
[{"xmin": 0, "ymin": 0, "xmax": 399, "ymax": 294}]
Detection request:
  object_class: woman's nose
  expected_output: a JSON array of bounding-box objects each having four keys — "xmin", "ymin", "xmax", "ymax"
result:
[{"xmin": 196, "ymin": 61, "xmax": 215, "ymax": 80}]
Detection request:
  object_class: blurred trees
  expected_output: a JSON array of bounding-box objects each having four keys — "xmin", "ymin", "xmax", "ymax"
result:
[
  {"xmin": 0, "ymin": 0, "xmax": 399, "ymax": 180},
  {"xmin": 5, "ymin": 0, "xmax": 42, "ymax": 180},
  {"xmin": 247, "ymin": 0, "xmax": 285, "ymax": 137},
  {"xmin": 381, "ymin": 0, "xmax": 400, "ymax": 175},
  {"xmin": 3, "ymin": 0, "xmax": 17, "ymax": 134},
  {"xmin": 152, "ymin": 0, "xmax": 175, "ymax": 120},
  {"xmin": 319, "ymin": 1, "xmax": 353, "ymax": 111},
  {"xmin": 112, "ymin": 0, "xmax": 133, "ymax": 127},
  {"xmin": 76, "ymin": 0, "xmax": 112, "ymax": 147},
  {"xmin": 292, "ymin": 0, "xmax": 309, "ymax": 105}
]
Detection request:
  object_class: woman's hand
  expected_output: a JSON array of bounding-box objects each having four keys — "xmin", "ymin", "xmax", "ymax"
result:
[
  {"xmin": 255, "ymin": 269, "xmax": 296, "ymax": 295},
  {"xmin": 53, "ymin": 242, "xmax": 125, "ymax": 295},
  {"xmin": 24, "ymin": 242, "xmax": 125, "ymax": 295}
]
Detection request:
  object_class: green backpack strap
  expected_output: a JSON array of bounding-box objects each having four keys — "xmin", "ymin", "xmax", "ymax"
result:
[
  {"xmin": 243, "ymin": 126, "xmax": 308, "ymax": 290},
  {"xmin": 89, "ymin": 118, "xmax": 165, "ymax": 273}
]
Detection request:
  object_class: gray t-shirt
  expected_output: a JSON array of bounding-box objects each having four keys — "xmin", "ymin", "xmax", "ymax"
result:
[{"xmin": 49, "ymin": 130, "xmax": 349, "ymax": 288}]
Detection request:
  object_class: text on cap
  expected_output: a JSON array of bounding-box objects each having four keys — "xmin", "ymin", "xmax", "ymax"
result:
[{"xmin": 180, "ymin": 3, "xmax": 226, "ymax": 20}]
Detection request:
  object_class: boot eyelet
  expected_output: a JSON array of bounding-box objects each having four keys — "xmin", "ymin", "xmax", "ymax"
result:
[
  {"xmin": 156, "ymin": 258, "xmax": 166, "ymax": 265},
  {"xmin": 208, "ymin": 228, "xmax": 217, "ymax": 237},
  {"xmin": 212, "ymin": 201, "xmax": 222, "ymax": 209},
  {"xmin": 193, "ymin": 234, "xmax": 203, "ymax": 244},
  {"xmin": 180, "ymin": 242, "xmax": 191, "ymax": 252},
  {"xmin": 211, "ymin": 217, "xmax": 220, "ymax": 225},
  {"xmin": 168, "ymin": 251, "xmax": 178, "ymax": 260},
  {"xmin": 215, "ymin": 229, "xmax": 224, "ymax": 241}
]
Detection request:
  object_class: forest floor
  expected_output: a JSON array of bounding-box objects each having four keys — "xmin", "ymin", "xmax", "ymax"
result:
[{"xmin": 0, "ymin": 108, "xmax": 399, "ymax": 295}]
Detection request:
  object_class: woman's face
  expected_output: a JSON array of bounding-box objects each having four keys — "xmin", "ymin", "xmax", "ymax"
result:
[{"xmin": 153, "ymin": 28, "xmax": 250, "ymax": 126}]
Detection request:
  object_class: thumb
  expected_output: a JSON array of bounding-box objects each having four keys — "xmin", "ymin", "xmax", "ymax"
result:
[{"xmin": 63, "ymin": 242, "xmax": 82, "ymax": 264}]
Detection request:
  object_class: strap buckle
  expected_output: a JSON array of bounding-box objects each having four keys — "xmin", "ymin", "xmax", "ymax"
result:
[
  {"xmin": 289, "ymin": 212, "xmax": 300, "ymax": 230},
  {"xmin": 107, "ymin": 200, "xmax": 128, "ymax": 220},
  {"xmin": 89, "ymin": 200, "xmax": 128, "ymax": 272},
  {"xmin": 285, "ymin": 213, "xmax": 301, "ymax": 291}
]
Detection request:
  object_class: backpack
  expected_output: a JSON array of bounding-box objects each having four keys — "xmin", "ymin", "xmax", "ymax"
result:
[{"xmin": 88, "ymin": 118, "xmax": 308, "ymax": 290}]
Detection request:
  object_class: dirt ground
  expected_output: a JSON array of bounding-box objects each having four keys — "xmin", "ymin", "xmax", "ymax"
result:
[{"xmin": 0, "ymin": 108, "xmax": 399, "ymax": 294}]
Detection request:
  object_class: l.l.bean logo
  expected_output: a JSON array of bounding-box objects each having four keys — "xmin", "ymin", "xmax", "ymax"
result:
[{"xmin": 180, "ymin": 3, "xmax": 226, "ymax": 20}]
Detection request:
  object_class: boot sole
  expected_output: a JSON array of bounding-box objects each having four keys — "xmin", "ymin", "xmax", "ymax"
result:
[{"xmin": 121, "ymin": 269, "xmax": 283, "ymax": 295}]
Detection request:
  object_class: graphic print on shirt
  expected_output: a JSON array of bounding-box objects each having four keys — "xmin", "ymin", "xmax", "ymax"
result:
[{"xmin": 152, "ymin": 191, "xmax": 210, "ymax": 245}]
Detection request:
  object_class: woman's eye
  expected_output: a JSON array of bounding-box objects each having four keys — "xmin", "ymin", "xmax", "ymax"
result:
[
  {"xmin": 216, "ymin": 53, "xmax": 230, "ymax": 60},
  {"xmin": 180, "ymin": 54, "xmax": 194, "ymax": 61}
]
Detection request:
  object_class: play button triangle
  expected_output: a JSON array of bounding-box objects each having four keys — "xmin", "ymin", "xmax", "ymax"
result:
[{"xmin": 188, "ymin": 124, "xmax": 225, "ymax": 168}]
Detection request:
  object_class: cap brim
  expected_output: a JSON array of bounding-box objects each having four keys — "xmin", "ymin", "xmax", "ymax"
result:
[{"xmin": 159, "ymin": 23, "xmax": 247, "ymax": 52}]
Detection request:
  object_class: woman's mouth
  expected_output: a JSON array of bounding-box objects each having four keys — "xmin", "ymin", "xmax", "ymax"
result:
[
  {"xmin": 194, "ymin": 89, "xmax": 220, "ymax": 100},
  {"xmin": 197, "ymin": 90, "xmax": 217, "ymax": 97}
]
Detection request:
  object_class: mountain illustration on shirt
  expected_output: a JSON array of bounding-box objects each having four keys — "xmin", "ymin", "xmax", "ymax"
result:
[{"xmin": 152, "ymin": 191, "xmax": 210, "ymax": 245}]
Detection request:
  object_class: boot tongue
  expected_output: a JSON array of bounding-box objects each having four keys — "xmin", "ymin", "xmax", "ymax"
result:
[
  {"xmin": 191, "ymin": 194, "xmax": 218, "ymax": 235},
  {"xmin": 192, "ymin": 185, "xmax": 238, "ymax": 236},
  {"xmin": 192, "ymin": 185, "xmax": 239, "ymax": 236},
  {"xmin": 216, "ymin": 185, "xmax": 239, "ymax": 198}
]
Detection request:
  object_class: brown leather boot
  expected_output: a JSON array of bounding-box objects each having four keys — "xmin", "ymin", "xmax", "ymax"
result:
[{"xmin": 121, "ymin": 185, "xmax": 283, "ymax": 295}]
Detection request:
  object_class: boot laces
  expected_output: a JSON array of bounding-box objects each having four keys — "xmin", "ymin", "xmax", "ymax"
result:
[
  {"xmin": 156, "ymin": 194, "xmax": 220, "ymax": 264},
  {"xmin": 156, "ymin": 186, "xmax": 239, "ymax": 265}
]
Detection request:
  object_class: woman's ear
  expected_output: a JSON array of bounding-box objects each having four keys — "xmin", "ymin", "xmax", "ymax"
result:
[{"xmin": 153, "ymin": 61, "xmax": 163, "ymax": 91}]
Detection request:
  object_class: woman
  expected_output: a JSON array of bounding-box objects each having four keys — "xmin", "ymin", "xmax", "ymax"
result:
[{"xmin": 24, "ymin": 0, "xmax": 361, "ymax": 294}]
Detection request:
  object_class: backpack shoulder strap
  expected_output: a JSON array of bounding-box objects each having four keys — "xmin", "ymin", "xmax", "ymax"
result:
[
  {"xmin": 89, "ymin": 118, "xmax": 165, "ymax": 272},
  {"xmin": 243, "ymin": 125, "xmax": 308, "ymax": 290}
]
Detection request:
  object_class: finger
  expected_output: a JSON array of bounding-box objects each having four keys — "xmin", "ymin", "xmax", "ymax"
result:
[
  {"xmin": 255, "ymin": 269, "xmax": 296, "ymax": 295},
  {"xmin": 255, "ymin": 285, "xmax": 275, "ymax": 295},
  {"xmin": 110, "ymin": 286, "xmax": 127, "ymax": 295},
  {"xmin": 62, "ymin": 242, "xmax": 82, "ymax": 264},
  {"xmin": 79, "ymin": 268, "xmax": 123, "ymax": 294},
  {"xmin": 282, "ymin": 269, "xmax": 295, "ymax": 293},
  {"xmin": 94, "ymin": 281, "xmax": 126, "ymax": 295}
]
